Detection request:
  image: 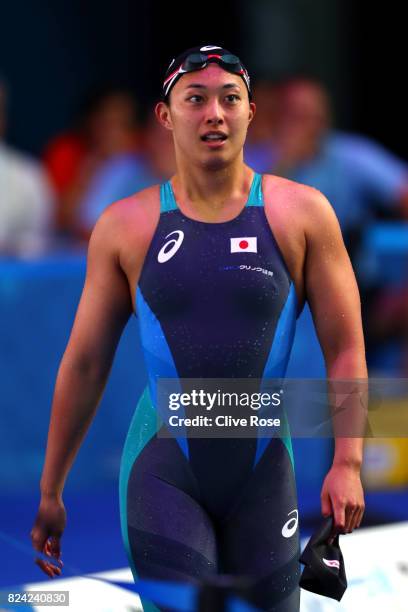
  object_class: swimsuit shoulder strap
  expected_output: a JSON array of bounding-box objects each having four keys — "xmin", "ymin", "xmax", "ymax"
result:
[
  {"xmin": 160, "ymin": 181, "xmax": 178, "ymax": 213},
  {"xmin": 246, "ymin": 172, "xmax": 264, "ymax": 207},
  {"xmin": 160, "ymin": 172, "xmax": 264, "ymax": 213}
]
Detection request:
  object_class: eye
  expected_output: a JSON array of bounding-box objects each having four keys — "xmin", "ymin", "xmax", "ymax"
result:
[
  {"xmin": 225, "ymin": 94, "xmax": 240, "ymax": 103},
  {"xmin": 187, "ymin": 94, "xmax": 203, "ymax": 103}
]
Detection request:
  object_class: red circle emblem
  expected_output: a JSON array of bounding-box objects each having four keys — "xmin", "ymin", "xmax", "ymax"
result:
[{"xmin": 239, "ymin": 240, "xmax": 249, "ymax": 249}]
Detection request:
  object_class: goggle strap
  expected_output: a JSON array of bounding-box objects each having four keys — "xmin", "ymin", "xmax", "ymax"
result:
[
  {"xmin": 163, "ymin": 72, "xmax": 182, "ymax": 97},
  {"xmin": 163, "ymin": 67, "xmax": 184, "ymax": 87}
]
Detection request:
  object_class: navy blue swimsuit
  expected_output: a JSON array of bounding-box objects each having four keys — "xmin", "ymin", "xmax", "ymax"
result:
[{"xmin": 119, "ymin": 173, "xmax": 300, "ymax": 611}]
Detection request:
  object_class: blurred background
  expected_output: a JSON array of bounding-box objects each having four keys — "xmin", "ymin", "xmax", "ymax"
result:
[{"xmin": 1, "ymin": 0, "xmax": 408, "ymax": 607}]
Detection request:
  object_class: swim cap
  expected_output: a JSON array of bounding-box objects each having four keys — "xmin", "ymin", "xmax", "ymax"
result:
[{"xmin": 162, "ymin": 44, "xmax": 251, "ymax": 101}]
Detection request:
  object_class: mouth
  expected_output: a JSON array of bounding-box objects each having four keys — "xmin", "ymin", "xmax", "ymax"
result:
[{"xmin": 200, "ymin": 131, "xmax": 228, "ymax": 148}]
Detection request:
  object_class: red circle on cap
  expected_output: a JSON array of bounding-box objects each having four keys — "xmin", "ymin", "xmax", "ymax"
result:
[{"xmin": 239, "ymin": 240, "xmax": 249, "ymax": 249}]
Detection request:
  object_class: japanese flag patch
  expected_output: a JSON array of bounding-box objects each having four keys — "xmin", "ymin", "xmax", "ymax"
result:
[{"xmin": 230, "ymin": 237, "xmax": 257, "ymax": 253}]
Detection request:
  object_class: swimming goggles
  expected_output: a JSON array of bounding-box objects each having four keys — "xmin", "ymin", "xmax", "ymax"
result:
[{"xmin": 162, "ymin": 52, "xmax": 251, "ymax": 100}]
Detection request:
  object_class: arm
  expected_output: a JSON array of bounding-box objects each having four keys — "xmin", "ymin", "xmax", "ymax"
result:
[
  {"xmin": 31, "ymin": 204, "xmax": 133, "ymax": 575},
  {"xmin": 303, "ymin": 188, "xmax": 367, "ymax": 535}
]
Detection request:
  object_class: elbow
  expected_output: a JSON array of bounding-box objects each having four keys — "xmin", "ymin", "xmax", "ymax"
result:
[{"xmin": 324, "ymin": 344, "xmax": 368, "ymax": 379}]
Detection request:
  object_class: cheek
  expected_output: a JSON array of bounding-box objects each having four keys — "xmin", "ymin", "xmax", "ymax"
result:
[
  {"xmin": 173, "ymin": 114, "xmax": 200, "ymax": 142},
  {"xmin": 230, "ymin": 113, "xmax": 251, "ymax": 136}
]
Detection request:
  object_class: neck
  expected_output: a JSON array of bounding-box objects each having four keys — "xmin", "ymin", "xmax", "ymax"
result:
[{"xmin": 171, "ymin": 154, "xmax": 254, "ymax": 219}]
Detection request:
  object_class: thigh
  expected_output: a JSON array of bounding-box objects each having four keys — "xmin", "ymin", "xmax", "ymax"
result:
[
  {"xmin": 126, "ymin": 434, "xmax": 218, "ymax": 584},
  {"xmin": 219, "ymin": 437, "xmax": 301, "ymax": 612}
]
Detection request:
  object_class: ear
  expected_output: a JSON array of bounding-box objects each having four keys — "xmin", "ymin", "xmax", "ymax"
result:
[
  {"xmin": 155, "ymin": 101, "xmax": 173, "ymax": 131},
  {"xmin": 248, "ymin": 101, "xmax": 256, "ymax": 125}
]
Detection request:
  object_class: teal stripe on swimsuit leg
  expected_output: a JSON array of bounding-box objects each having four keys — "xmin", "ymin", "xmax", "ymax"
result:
[
  {"xmin": 246, "ymin": 172, "xmax": 263, "ymax": 206},
  {"xmin": 119, "ymin": 386, "xmax": 161, "ymax": 612},
  {"xmin": 254, "ymin": 283, "xmax": 298, "ymax": 468}
]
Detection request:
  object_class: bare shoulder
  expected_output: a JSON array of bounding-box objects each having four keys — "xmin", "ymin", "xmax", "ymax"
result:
[
  {"xmin": 262, "ymin": 173, "xmax": 343, "ymax": 244},
  {"xmin": 85, "ymin": 184, "xmax": 162, "ymax": 312},
  {"xmin": 262, "ymin": 173, "xmax": 336, "ymax": 222},
  {"xmin": 89, "ymin": 184, "xmax": 161, "ymax": 253},
  {"xmin": 258, "ymin": 174, "xmax": 342, "ymax": 308},
  {"xmin": 97, "ymin": 184, "xmax": 161, "ymax": 234}
]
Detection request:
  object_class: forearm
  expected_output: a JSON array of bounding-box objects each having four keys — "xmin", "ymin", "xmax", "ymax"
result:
[
  {"xmin": 326, "ymin": 347, "xmax": 368, "ymax": 470},
  {"xmin": 40, "ymin": 355, "xmax": 110, "ymax": 498}
]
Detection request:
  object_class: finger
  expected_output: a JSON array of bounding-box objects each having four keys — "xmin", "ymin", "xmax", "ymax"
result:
[
  {"xmin": 345, "ymin": 504, "xmax": 358, "ymax": 533},
  {"xmin": 320, "ymin": 491, "xmax": 332, "ymax": 518},
  {"xmin": 344, "ymin": 502, "xmax": 356, "ymax": 532},
  {"xmin": 49, "ymin": 536, "xmax": 62, "ymax": 560},
  {"xmin": 35, "ymin": 558, "xmax": 51, "ymax": 575},
  {"xmin": 36, "ymin": 563, "xmax": 52, "ymax": 578},
  {"xmin": 35, "ymin": 558, "xmax": 56, "ymax": 578},
  {"xmin": 44, "ymin": 539, "xmax": 53, "ymax": 557},
  {"xmin": 46, "ymin": 564, "xmax": 61, "ymax": 576},
  {"xmin": 35, "ymin": 558, "xmax": 62, "ymax": 578},
  {"xmin": 356, "ymin": 505, "xmax": 365, "ymax": 528},
  {"xmin": 353, "ymin": 504, "xmax": 365, "ymax": 531},
  {"xmin": 350, "ymin": 501, "xmax": 366, "ymax": 531},
  {"xmin": 333, "ymin": 502, "xmax": 346, "ymax": 534},
  {"xmin": 43, "ymin": 540, "xmax": 61, "ymax": 565},
  {"xmin": 42, "ymin": 537, "xmax": 62, "ymax": 565}
]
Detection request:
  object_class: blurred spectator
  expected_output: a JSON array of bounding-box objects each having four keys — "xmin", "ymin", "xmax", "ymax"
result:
[
  {"xmin": 0, "ymin": 77, "xmax": 54, "ymax": 257},
  {"xmin": 366, "ymin": 284, "xmax": 408, "ymax": 375},
  {"xmin": 244, "ymin": 80, "xmax": 280, "ymax": 173},
  {"xmin": 43, "ymin": 86, "xmax": 143, "ymax": 239},
  {"xmin": 245, "ymin": 77, "xmax": 408, "ymax": 244},
  {"xmin": 43, "ymin": 132, "xmax": 86, "ymax": 223},
  {"xmin": 75, "ymin": 109, "xmax": 176, "ymax": 241},
  {"xmin": 142, "ymin": 110, "xmax": 176, "ymax": 181}
]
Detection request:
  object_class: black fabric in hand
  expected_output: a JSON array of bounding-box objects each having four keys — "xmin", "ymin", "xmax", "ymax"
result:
[{"xmin": 299, "ymin": 516, "xmax": 347, "ymax": 601}]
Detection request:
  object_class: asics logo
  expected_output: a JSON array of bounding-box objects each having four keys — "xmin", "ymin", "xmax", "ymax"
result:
[
  {"xmin": 200, "ymin": 45, "xmax": 222, "ymax": 52},
  {"xmin": 157, "ymin": 230, "xmax": 184, "ymax": 263},
  {"xmin": 281, "ymin": 509, "xmax": 298, "ymax": 538},
  {"xmin": 323, "ymin": 558, "xmax": 340, "ymax": 569}
]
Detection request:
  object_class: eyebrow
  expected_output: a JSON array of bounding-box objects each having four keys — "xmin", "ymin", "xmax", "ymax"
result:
[{"xmin": 185, "ymin": 83, "xmax": 241, "ymax": 91}]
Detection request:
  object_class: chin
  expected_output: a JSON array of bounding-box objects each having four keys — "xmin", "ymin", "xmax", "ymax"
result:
[
  {"xmin": 201, "ymin": 158, "xmax": 229, "ymax": 171},
  {"xmin": 199, "ymin": 150, "xmax": 235, "ymax": 172}
]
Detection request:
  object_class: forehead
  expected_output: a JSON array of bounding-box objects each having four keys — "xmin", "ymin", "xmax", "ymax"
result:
[{"xmin": 173, "ymin": 63, "xmax": 244, "ymax": 94}]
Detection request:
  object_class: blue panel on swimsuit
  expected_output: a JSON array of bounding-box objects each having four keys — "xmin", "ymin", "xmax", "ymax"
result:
[{"xmin": 136, "ymin": 286, "xmax": 189, "ymax": 459}]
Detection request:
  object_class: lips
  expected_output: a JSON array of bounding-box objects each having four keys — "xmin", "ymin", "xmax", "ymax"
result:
[{"xmin": 200, "ymin": 131, "xmax": 228, "ymax": 142}]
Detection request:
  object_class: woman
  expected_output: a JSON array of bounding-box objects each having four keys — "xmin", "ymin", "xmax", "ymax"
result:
[{"xmin": 31, "ymin": 45, "xmax": 366, "ymax": 612}]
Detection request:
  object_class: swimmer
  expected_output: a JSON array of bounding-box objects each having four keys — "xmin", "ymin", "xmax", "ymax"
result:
[{"xmin": 31, "ymin": 45, "xmax": 366, "ymax": 611}]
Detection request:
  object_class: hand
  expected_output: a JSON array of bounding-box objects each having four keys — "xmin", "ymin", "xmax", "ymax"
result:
[
  {"xmin": 30, "ymin": 496, "xmax": 66, "ymax": 578},
  {"xmin": 320, "ymin": 463, "xmax": 365, "ymax": 543}
]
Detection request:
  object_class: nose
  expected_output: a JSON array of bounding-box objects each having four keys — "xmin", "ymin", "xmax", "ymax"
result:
[{"xmin": 204, "ymin": 97, "xmax": 224, "ymax": 125}]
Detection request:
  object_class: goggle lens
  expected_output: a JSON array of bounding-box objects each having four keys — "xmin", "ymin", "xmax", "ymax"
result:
[
  {"xmin": 182, "ymin": 53, "xmax": 242, "ymax": 73},
  {"xmin": 219, "ymin": 54, "xmax": 240, "ymax": 66},
  {"xmin": 183, "ymin": 53, "xmax": 208, "ymax": 69}
]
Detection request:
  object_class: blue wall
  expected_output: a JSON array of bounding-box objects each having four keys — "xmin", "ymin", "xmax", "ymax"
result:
[{"xmin": 0, "ymin": 256, "xmax": 147, "ymax": 492}]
